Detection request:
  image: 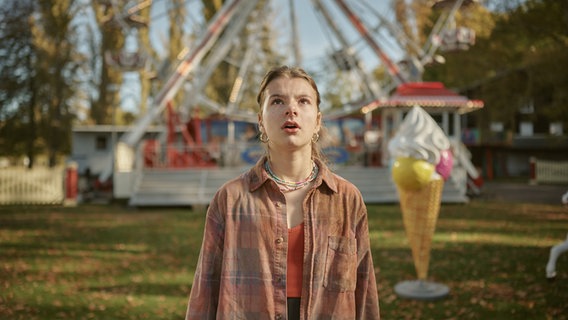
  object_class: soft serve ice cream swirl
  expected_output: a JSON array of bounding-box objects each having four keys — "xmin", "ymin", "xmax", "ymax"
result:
[{"xmin": 388, "ymin": 106, "xmax": 450, "ymax": 165}]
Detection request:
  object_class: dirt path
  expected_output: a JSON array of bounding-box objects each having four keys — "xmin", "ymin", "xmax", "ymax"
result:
[{"xmin": 478, "ymin": 181, "xmax": 568, "ymax": 205}]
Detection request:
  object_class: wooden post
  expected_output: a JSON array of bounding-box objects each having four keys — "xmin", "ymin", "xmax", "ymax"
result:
[
  {"xmin": 64, "ymin": 162, "xmax": 78, "ymax": 206},
  {"xmin": 529, "ymin": 157, "xmax": 537, "ymax": 185}
]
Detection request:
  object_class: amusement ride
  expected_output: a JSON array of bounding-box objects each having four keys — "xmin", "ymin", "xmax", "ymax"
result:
[{"xmin": 95, "ymin": 0, "xmax": 482, "ymax": 205}]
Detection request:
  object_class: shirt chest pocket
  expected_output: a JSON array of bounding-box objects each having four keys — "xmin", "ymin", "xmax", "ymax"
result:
[{"xmin": 323, "ymin": 236, "xmax": 357, "ymax": 292}]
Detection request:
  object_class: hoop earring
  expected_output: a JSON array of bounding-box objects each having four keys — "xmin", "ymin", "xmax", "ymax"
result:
[
  {"xmin": 260, "ymin": 132, "xmax": 269, "ymax": 143},
  {"xmin": 312, "ymin": 132, "xmax": 320, "ymax": 143}
]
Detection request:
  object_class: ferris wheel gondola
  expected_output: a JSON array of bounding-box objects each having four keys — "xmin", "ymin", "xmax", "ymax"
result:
[{"xmin": 99, "ymin": 0, "xmax": 153, "ymax": 73}]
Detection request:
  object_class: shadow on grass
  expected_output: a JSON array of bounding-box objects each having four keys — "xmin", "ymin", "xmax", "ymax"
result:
[
  {"xmin": 1, "ymin": 202, "xmax": 567, "ymax": 319},
  {"xmin": 3, "ymin": 300, "xmax": 186, "ymax": 320},
  {"xmin": 376, "ymin": 238, "xmax": 568, "ymax": 319},
  {"xmin": 84, "ymin": 282, "xmax": 190, "ymax": 296}
]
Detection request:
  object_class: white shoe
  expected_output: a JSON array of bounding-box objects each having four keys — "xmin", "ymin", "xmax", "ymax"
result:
[{"xmin": 546, "ymin": 262, "xmax": 556, "ymax": 279}]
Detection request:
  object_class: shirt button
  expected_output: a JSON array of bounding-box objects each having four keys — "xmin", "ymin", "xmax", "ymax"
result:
[
  {"xmin": 275, "ymin": 237, "xmax": 283, "ymax": 244},
  {"xmin": 274, "ymin": 202, "xmax": 281, "ymax": 208},
  {"xmin": 276, "ymin": 314, "xmax": 283, "ymax": 320}
]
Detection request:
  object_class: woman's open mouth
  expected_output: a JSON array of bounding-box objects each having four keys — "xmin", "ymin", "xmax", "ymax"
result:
[{"xmin": 282, "ymin": 121, "xmax": 300, "ymax": 133}]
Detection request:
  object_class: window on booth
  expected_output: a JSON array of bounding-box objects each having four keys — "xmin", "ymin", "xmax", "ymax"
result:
[{"xmin": 96, "ymin": 136, "xmax": 107, "ymax": 151}]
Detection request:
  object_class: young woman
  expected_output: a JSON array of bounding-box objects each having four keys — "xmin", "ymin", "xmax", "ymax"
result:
[{"xmin": 186, "ymin": 66, "xmax": 381, "ymax": 319}]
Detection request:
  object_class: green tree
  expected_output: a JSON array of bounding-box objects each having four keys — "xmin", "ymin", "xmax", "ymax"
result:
[
  {"xmin": 201, "ymin": 0, "xmax": 237, "ymax": 110},
  {"xmin": 0, "ymin": 0, "xmax": 86, "ymax": 167},
  {"xmin": 392, "ymin": 0, "xmax": 431, "ymax": 57},
  {"xmin": 424, "ymin": 0, "xmax": 568, "ymax": 140},
  {"xmin": 168, "ymin": 0, "xmax": 188, "ymax": 110},
  {"xmin": 33, "ymin": 0, "xmax": 85, "ymax": 166},
  {"xmin": 0, "ymin": 0, "xmax": 38, "ymax": 166},
  {"xmin": 136, "ymin": 3, "xmax": 156, "ymax": 117},
  {"xmin": 90, "ymin": 1, "xmax": 125, "ymax": 124}
]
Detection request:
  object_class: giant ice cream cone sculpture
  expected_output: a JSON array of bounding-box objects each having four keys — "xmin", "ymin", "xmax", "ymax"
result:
[
  {"xmin": 397, "ymin": 178, "xmax": 443, "ymax": 279},
  {"xmin": 388, "ymin": 106, "xmax": 453, "ymax": 282}
]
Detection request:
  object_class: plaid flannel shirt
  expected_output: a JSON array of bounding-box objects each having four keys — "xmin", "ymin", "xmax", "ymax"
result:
[{"xmin": 186, "ymin": 157, "xmax": 381, "ymax": 319}]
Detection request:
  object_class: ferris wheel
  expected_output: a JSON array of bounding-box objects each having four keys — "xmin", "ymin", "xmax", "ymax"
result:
[{"xmin": 101, "ymin": 0, "xmax": 477, "ymax": 174}]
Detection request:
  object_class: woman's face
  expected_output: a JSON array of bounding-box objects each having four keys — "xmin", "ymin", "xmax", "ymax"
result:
[{"xmin": 258, "ymin": 76, "xmax": 321, "ymax": 154}]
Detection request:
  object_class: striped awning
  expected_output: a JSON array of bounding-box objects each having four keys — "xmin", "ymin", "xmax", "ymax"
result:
[{"xmin": 361, "ymin": 82, "xmax": 484, "ymax": 114}]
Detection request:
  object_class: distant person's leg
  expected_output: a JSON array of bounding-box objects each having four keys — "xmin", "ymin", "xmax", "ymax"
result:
[
  {"xmin": 546, "ymin": 233, "xmax": 568, "ymax": 279},
  {"xmin": 562, "ymin": 191, "xmax": 568, "ymax": 205}
]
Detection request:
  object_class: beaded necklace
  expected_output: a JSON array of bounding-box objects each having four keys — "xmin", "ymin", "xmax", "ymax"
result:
[{"xmin": 264, "ymin": 160, "xmax": 319, "ymax": 193}]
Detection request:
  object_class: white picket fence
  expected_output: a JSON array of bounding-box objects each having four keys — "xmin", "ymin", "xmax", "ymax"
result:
[
  {"xmin": 531, "ymin": 158, "xmax": 568, "ymax": 185},
  {"xmin": 0, "ymin": 166, "xmax": 65, "ymax": 205}
]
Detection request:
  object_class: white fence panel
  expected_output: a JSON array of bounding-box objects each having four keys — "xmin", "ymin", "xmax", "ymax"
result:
[
  {"xmin": 534, "ymin": 159, "xmax": 568, "ymax": 184},
  {"xmin": 0, "ymin": 166, "xmax": 64, "ymax": 205}
]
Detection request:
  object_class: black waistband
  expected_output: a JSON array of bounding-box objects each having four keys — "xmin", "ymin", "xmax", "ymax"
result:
[{"xmin": 287, "ymin": 297, "xmax": 301, "ymax": 320}]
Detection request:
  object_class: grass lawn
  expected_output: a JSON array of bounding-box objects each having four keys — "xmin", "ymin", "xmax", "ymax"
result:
[{"xmin": 1, "ymin": 199, "xmax": 567, "ymax": 319}]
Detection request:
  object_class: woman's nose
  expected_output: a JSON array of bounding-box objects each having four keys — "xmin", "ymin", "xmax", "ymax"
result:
[{"xmin": 285, "ymin": 103, "xmax": 298, "ymax": 116}]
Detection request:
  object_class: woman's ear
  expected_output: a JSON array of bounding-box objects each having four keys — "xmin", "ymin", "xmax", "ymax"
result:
[
  {"xmin": 257, "ymin": 112, "xmax": 261, "ymax": 122},
  {"xmin": 258, "ymin": 125, "xmax": 264, "ymax": 134}
]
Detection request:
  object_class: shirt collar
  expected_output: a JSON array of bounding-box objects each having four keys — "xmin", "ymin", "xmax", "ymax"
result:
[{"xmin": 248, "ymin": 156, "xmax": 338, "ymax": 193}]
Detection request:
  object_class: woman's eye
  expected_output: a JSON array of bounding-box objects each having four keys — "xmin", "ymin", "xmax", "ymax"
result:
[
  {"xmin": 271, "ymin": 98, "xmax": 284, "ymax": 105},
  {"xmin": 299, "ymin": 98, "xmax": 311, "ymax": 105}
]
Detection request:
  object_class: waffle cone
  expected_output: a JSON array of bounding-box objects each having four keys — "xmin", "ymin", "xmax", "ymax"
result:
[{"xmin": 397, "ymin": 178, "xmax": 444, "ymax": 280}]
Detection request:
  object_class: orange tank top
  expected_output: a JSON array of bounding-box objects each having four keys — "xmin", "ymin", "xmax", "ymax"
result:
[{"xmin": 287, "ymin": 223, "xmax": 304, "ymax": 298}]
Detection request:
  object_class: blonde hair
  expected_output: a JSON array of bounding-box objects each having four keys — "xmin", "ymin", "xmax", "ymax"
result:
[{"xmin": 257, "ymin": 66, "xmax": 325, "ymax": 161}]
